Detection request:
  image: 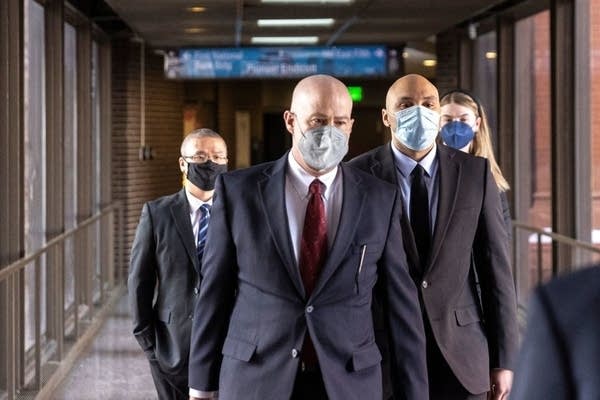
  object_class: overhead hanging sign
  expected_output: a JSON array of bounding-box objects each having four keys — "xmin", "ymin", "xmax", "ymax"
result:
[{"xmin": 164, "ymin": 45, "xmax": 388, "ymax": 79}]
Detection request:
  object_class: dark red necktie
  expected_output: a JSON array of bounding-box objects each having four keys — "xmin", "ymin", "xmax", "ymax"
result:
[{"xmin": 299, "ymin": 179, "xmax": 327, "ymax": 367}]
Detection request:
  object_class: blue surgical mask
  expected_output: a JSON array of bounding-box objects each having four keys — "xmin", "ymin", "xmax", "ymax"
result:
[
  {"xmin": 440, "ymin": 121, "xmax": 475, "ymax": 150},
  {"xmin": 394, "ymin": 105, "xmax": 440, "ymax": 151},
  {"xmin": 297, "ymin": 125, "xmax": 349, "ymax": 171}
]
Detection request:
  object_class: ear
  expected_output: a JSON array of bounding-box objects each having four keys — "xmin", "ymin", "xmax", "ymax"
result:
[
  {"xmin": 179, "ymin": 157, "xmax": 187, "ymax": 174},
  {"xmin": 283, "ymin": 110, "xmax": 295, "ymax": 135},
  {"xmin": 474, "ymin": 116, "xmax": 482, "ymax": 132},
  {"xmin": 381, "ymin": 108, "xmax": 391, "ymax": 127}
]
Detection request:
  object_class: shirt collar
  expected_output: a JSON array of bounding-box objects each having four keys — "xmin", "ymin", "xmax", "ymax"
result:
[
  {"xmin": 287, "ymin": 151, "xmax": 339, "ymax": 200},
  {"xmin": 391, "ymin": 142, "xmax": 438, "ymax": 178},
  {"xmin": 185, "ymin": 188, "xmax": 212, "ymax": 214}
]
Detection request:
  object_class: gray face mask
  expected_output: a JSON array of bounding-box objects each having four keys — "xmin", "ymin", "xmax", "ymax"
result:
[{"xmin": 297, "ymin": 125, "xmax": 349, "ymax": 172}]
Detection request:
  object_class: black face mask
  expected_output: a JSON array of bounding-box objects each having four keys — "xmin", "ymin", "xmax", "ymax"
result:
[{"xmin": 186, "ymin": 160, "xmax": 228, "ymax": 190}]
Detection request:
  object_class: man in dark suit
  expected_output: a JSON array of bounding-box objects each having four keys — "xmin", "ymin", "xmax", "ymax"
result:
[
  {"xmin": 128, "ymin": 128, "xmax": 228, "ymax": 399},
  {"xmin": 511, "ymin": 265, "xmax": 600, "ymax": 400},
  {"xmin": 349, "ymin": 74, "xmax": 518, "ymax": 400},
  {"xmin": 188, "ymin": 74, "xmax": 427, "ymax": 400}
]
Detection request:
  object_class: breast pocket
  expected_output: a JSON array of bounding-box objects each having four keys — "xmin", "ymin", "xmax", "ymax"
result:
[{"xmin": 352, "ymin": 243, "xmax": 381, "ymax": 295}]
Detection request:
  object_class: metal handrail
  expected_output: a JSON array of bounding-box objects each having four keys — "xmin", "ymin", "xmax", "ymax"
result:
[
  {"xmin": 0, "ymin": 203, "xmax": 119, "ymax": 282},
  {"xmin": 512, "ymin": 221, "xmax": 600, "ymax": 254},
  {"xmin": 512, "ymin": 221, "xmax": 600, "ymax": 296},
  {"xmin": 0, "ymin": 202, "xmax": 123, "ymax": 400}
]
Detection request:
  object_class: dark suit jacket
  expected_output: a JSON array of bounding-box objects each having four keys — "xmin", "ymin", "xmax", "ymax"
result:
[
  {"xmin": 511, "ymin": 265, "xmax": 600, "ymax": 400},
  {"xmin": 188, "ymin": 154, "xmax": 427, "ymax": 400},
  {"xmin": 349, "ymin": 144, "xmax": 518, "ymax": 394},
  {"xmin": 128, "ymin": 189, "xmax": 200, "ymax": 375}
]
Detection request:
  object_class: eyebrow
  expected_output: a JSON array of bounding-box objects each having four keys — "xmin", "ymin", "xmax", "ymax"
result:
[
  {"xmin": 442, "ymin": 113, "xmax": 472, "ymax": 118},
  {"xmin": 397, "ymin": 95, "xmax": 438, "ymax": 103},
  {"xmin": 308, "ymin": 114, "xmax": 350, "ymax": 120}
]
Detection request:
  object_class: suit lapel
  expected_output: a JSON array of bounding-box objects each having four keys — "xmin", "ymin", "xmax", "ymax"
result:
[
  {"xmin": 311, "ymin": 165, "xmax": 365, "ymax": 299},
  {"xmin": 171, "ymin": 189, "xmax": 200, "ymax": 273},
  {"xmin": 427, "ymin": 146, "xmax": 461, "ymax": 271},
  {"xmin": 372, "ymin": 146, "xmax": 421, "ymax": 275},
  {"xmin": 258, "ymin": 155, "xmax": 306, "ymax": 299}
]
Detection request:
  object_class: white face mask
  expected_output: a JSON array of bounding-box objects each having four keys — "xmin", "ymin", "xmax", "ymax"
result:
[
  {"xmin": 394, "ymin": 105, "xmax": 440, "ymax": 151},
  {"xmin": 297, "ymin": 125, "xmax": 349, "ymax": 171}
]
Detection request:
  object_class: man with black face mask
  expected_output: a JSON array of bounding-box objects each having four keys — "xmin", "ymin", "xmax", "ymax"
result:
[{"xmin": 128, "ymin": 128, "xmax": 227, "ymax": 400}]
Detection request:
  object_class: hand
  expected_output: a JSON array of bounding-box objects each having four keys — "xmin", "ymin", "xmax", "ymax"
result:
[{"xmin": 488, "ymin": 368, "xmax": 513, "ymax": 400}]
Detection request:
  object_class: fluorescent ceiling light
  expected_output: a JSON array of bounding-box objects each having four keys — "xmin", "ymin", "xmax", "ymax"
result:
[
  {"xmin": 186, "ymin": 6, "xmax": 206, "ymax": 12},
  {"xmin": 422, "ymin": 59, "xmax": 437, "ymax": 67},
  {"xmin": 251, "ymin": 36, "xmax": 319, "ymax": 44},
  {"xmin": 262, "ymin": 0, "xmax": 353, "ymax": 3},
  {"xmin": 258, "ymin": 18, "xmax": 334, "ymax": 27},
  {"xmin": 185, "ymin": 27, "xmax": 205, "ymax": 34}
]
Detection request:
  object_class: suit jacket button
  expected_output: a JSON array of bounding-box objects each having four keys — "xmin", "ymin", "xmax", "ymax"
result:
[
  {"xmin": 194, "ymin": 287, "xmax": 199, "ymax": 295},
  {"xmin": 188, "ymin": 314, "xmax": 193, "ymax": 320},
  {"xmin": 306, "ymin": 305, "xmax": 314, "ymax": 313},
  {"xmin": 421, "ymin": 280, "xmax": 429, "ymax": 289},
  {"xmin": 291, "ymin": 348, "xmax": 299, "ymax": 358}
]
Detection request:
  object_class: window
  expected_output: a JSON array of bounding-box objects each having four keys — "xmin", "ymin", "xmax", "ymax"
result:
[
  {"xmin": 64, "ymin": 21, "xmax": 77, "ymax": 311},
  {"xmin": 24, "ymin": 0, "xmax": 46, "ymax": 350}
]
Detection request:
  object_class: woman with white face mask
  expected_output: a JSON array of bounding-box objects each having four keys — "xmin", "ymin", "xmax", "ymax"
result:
[{"xmin": 439, "ymin": 90, "xmax": 512, "ymax": 233}]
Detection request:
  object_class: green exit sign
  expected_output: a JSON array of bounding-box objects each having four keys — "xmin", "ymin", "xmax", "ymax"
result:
[{"xmin": 347, "ymin": 86, "xmax": 363, "ymax": 102}]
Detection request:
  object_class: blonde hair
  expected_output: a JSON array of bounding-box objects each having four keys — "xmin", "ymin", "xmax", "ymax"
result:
[{"xmin": 440, "ymin": 91, "xmax": 510, "ymax": 192}]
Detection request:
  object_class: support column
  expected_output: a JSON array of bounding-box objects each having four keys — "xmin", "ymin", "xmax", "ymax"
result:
[{"xmin": 551, "ymin": 0, "xmax": 591, "ymax": 272}]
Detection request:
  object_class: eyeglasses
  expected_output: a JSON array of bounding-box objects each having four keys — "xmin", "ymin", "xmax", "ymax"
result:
[{"xmin": 182, "ymin": 153, "xmax": 228, "ymax": 163}]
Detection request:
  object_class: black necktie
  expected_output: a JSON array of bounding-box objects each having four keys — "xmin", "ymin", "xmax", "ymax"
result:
[{"xmin": 410, "ymin": 164, "xmax": 430, "ymax": 268}]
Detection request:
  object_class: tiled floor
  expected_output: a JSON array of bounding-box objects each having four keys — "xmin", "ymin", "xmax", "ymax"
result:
[{"xmin": 52, "ymin": 295, "xmax": 157, "ymax": 400}]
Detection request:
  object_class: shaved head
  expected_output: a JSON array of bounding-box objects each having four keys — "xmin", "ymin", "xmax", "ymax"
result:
[
  {"xmin": 290, "ymin": 74, "xmax": 353, "ymax": 116},
  {"xmin": 283, "ymin": 74, "xmax": 354, "ymax": 176},
  {"xmin": 382, "ymin": 74, "xmax": 440, "ymax": 160},
  {"xmin": 385, "ymin": 74, "xmax": 439, "ymax": 112}
]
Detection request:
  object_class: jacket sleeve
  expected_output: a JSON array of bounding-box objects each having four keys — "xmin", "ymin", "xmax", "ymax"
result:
[
  {"xmin": 380, "ymin": 192, "xmax": 429, "ymax": 400},
  {"xmin": 127, "ymin": 202, "xmax": 158, "ymax": 352},
  {"xmin": 473, "ymin": 160, "xmax": 519, "ymax": 370},
  {"xmin": 510, "ymin": 287, "xmax": 569, "ymax": 400}
]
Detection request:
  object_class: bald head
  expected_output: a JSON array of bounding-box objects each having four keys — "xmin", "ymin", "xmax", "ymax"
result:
[
  {"xmin": 283, "ymin": 74, "xmax": 354, "ymax": 176},
  {"xmin": 382, "ymin": 74, "xmax": 440, "ymax": 160},
  {"xmin": 290, "ymin": 74, "xmax": 353, "ymax": 115},
  {"xmin": 385, "ymin": 74, "xmax": 439, "ymax": 112}
]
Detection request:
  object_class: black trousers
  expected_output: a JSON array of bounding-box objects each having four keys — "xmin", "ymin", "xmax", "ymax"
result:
[
  {"xmin": 290, "ymin": 364, "xmax": 328, "ymax": 400},
  {"xmin": 147, "ymin": 358, "xmax": 188, "ymax": 400}
]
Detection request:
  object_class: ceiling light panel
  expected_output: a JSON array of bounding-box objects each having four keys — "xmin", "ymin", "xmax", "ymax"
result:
[
  {"xmin": 257, "ymin": 18, "xmax": 334, "ymax": 27},
  {"xmin": 261, "ymin": 0, "xmax": 352, "ymax": 3},
  {"xmin": 251, "ymin": 36, "xmax": 319, "ymax": 44}
]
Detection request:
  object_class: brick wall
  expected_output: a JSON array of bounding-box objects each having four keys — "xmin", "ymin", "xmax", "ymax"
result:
[
  {"xmin": 530, "ymin": 11, "xmax": 552, "ymax": 228},
  {"xmin": 435, "ymin": 28, "xmax": 460, "ymax": 94},
  {"xmin": 111, "ymin": 39, "xmax": 184, "ymax": 272}
]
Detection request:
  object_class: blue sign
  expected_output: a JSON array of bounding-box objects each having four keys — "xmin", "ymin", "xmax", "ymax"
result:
[{"xmin": 164, "ymin": 46, "xmax": 388, "ymax": 79}]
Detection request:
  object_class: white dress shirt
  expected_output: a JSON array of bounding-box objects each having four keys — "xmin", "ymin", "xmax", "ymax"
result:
[
  {"xmin": 285, "ymin": 151, "xmax": 343, "ymax": 263},
  {"xmin": 185, "ymin": 188, "xmax": 213, "ymax": 244}
]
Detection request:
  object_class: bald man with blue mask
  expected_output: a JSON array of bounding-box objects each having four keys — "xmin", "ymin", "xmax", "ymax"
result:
[{"xmin": 349, "ymin": 74, "xmax": 518, "ymax": 400}]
